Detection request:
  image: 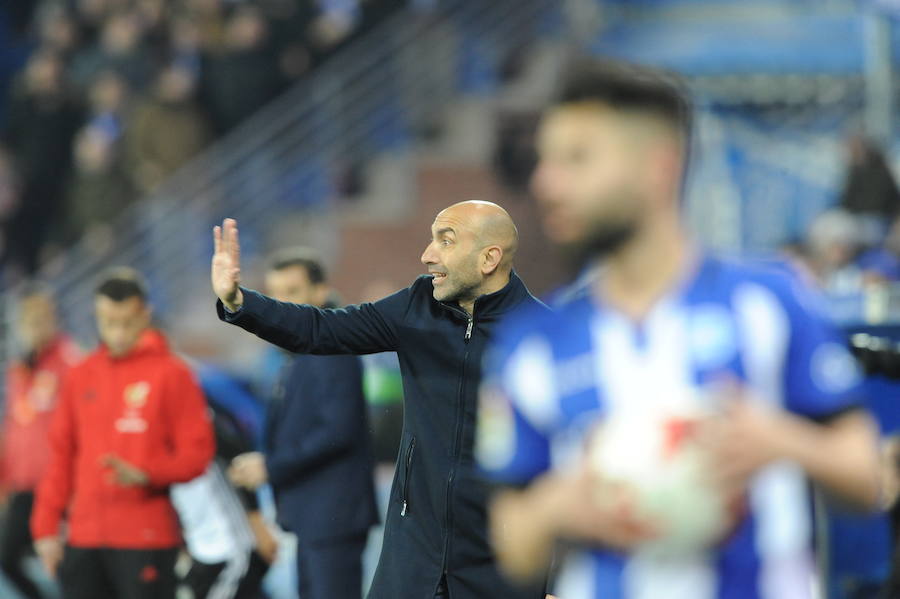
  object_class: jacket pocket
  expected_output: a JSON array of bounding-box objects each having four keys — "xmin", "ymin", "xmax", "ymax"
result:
[{"xmin": 399, "ymin": 435, "xmax": 417, "ymax": 516}]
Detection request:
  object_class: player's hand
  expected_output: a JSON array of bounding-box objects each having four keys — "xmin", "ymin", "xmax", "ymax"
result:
[
  {"xmin": 34, "ymin": 536, "xmax": 64, "ymax": 578},
  {"xmin": 248, "ymin": 512, "xmax": 279, "ymax": 564},
  {"xmin": 229, "ymin": 452, "xmax": 268, "ymax": 489},
  {"xmin": 212, "ymin": 218, "xmax": 244, "ymax": 311},
  {"xmin": 701, "ymin": 398, "xmax": 786, "ymax": 498},
  {"xmin": 102, "ymin": 454, "xmax": 149, "ymax": 487},
  {"xmin": 542, "ymin": 466, "xmax": 662, "ymax": 552}
]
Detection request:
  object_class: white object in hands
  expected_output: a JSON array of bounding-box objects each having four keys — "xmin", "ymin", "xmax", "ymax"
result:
[{"xmin": 588, "ymin": 409, "xmax": 730, "ymax": 555}]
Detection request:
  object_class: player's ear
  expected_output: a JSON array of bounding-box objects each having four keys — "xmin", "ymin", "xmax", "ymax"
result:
[{"xmin": 482, "ymin": 246, "xmax": 503, "ymax": 275}]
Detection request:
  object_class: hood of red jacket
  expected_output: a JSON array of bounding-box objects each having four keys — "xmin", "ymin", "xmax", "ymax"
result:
[{"xmin": 99, "ymin": 329, "xmax": 169, "ymax": 361}]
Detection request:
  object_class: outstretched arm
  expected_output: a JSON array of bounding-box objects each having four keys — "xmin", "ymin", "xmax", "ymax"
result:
[{"xmin": 211, "ymin": 218, "xmax": 406, "ymax": 355}]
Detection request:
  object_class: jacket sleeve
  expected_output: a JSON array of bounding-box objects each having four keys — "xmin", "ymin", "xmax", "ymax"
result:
[
  {"xmin": 143, "ymin": 363, "xmax": 215, "ymax": 487},
  {"xmin": 266, "ymin": 356, "xmax": 366, "ymax": 488},
  {"xmin": 31, "ymin": 373, "xmax": 78, "ymax": 540},
  {"xmin": 216, "ymin": 283, "xmax": 414, "ymax": 355}
]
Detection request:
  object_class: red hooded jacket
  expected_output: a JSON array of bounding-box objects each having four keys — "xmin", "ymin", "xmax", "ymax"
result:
[
  {"xmin": 31, "ymin": 329, "xmax": 215, "ymax": 549},
  {"xmin": 2, "ymin": 335, "xmax": 81, "ymax": 492}
]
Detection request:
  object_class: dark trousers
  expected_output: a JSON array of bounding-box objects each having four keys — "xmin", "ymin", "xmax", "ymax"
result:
[
  {"xmin": 296, "ymin": 532, "xmax": 367, "ymax": 599},
  {"xmin": 184, "ymin": 550, "xmax": 269, "ymax": 599},
  {"xmin": 0, "ymin": 491, "xmax": 44, "ymax": 599},
  {"xmin": 58, "ymin": 546, "xmax": 177, "ymax": 599}
]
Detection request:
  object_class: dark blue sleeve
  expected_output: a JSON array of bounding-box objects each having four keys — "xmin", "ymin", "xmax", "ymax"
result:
[
  {"xmin": 265, "ymin": 355, "xmax": 367, "ymax": 487},
  {"xmin": 779, "ymin": 276, "xmax": 864, "ymax": 419},
  {"xmin": 217, "ymin": 284, "xmax": 412, "ymax": 355}
]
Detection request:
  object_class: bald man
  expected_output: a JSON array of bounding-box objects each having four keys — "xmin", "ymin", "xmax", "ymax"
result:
[{"xmin": 212, "ymin": 202, "xmax": 548, "ymax": 599}]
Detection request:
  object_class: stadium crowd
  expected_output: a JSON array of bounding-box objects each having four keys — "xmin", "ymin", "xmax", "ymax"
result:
[{"xmin": 0, "ymin": 0, "xmax": 405, "ymax": 286}]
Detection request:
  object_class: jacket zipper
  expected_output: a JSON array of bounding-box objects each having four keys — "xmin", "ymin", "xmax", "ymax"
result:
[
  {"xmin": 401, "ymin": 436, "xmax": 417, "ymax": 516},
  {"xmin": 440, "ymin": 310, "xmax": 474, "ymax": 579}
]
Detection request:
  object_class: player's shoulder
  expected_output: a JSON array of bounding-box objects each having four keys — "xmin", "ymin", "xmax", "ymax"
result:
[
  {"xmin": 495, "ymin": 291, "xmax": 589, "ymax": 359},
  {"xmin": 700, "ymin": 253, "xmax": 822, "ymax": 311}
]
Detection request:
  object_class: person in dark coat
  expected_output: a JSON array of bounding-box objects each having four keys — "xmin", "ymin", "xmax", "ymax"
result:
[
  {"xmin": 3, "ymin": 49, "xmax": 82, "ymax": 275},
  {"xmin": 228, "ymin": 247, "xmax": 377, "ymax": 599},
  {"xmin": 211, "ymin": 201, "xmax": 549, "ymax": 599}
]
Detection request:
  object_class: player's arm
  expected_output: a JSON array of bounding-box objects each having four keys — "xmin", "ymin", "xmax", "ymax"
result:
[
  {"xmin": 211, "ymin": 218, "xmax": 402, "ymax": 355},
  {"xmin": 710, "ymin": 402, "xmax": 880, "ymax": 510},
  {"xmin": 31, "ymin": 375, "xmax": 78, "ymax": 576},
  {"xmin": 142, "ymin": 364, "xmax": 215, "ymax": 486},
  {"xmin": 490, "ymin": 467, "xmax": 659, "ymax": 582},
  {"xmin": 711, "ymin": 275, "xmax": 880, "ymax": 511}
]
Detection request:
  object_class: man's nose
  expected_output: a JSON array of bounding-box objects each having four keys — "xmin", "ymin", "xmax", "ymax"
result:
[{"xmin": 421, "ymin": 243, "xmax": 436, "ymax": 265}]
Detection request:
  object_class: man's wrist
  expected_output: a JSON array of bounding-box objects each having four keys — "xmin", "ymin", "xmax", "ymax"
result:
[{"xmin": 224, "ymin": 288, "xmax": 244, "ymax": 313}]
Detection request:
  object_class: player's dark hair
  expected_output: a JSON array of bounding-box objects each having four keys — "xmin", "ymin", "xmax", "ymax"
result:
[
  {"xmin": 267, "ymin": 247, "xmax": 326, "ymax": 285},
  {"xmin": 95, "ymin": 267, "xmax": 148, "ymax": 302},
  {"xmin": 555, "ymin": 58, "xmax": 692, "ymax": 146}
]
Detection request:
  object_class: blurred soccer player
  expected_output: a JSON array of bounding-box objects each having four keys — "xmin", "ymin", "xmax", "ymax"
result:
[
  {"xmin": 211, "ymin": 201, "xmax": 549, "ymax": 599},
  {"xmin": 0, "ymin": 284, "xmax": 80, "ymax": 599},
  {"xmin": 477, "ymin": 60, "xmax": 881, "ymax": 599},
  {"xmin": 31, "ymin": 268, "xmax": 215, "ymax": 599},
  {"xmin": 228, "ymin": 247, "xmax": 377, "ymax": 599}
]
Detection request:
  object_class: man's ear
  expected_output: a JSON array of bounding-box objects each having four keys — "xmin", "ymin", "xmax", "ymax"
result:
[
  {"xmin": 313, "ymin": 284, "xmax": 330, "ymax": 307},
  {"xmin": 482, "ymin": 246, "xmax": 503, "ymax": 275}
]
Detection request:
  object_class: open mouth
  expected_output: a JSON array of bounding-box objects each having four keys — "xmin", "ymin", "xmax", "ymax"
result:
[{"xmin": 431, "ymin": 272, "xmax": 448, "ymax": 283}]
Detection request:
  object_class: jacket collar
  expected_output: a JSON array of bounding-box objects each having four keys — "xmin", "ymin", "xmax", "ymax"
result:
[{"xmin": 440, "ymin": 271, "xmax": 533, "ymax": 320}]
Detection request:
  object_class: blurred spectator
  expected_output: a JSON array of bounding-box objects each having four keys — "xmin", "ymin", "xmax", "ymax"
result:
[
  {"xmin": 125, "ymin": 64, "xmax": 211, "ymax": 193},
  {"xmin": 0, "ymin": 284, "xmax": 80, "ymax": 599},
  {"xmin": 184, "ymin": 0, "xmax": 228, "ymax": 53},
  {"xmin": 70, "ymin": 9, "xmax": 153, "ymax": 93},
  {"xmin": 805, "ymin": 209, "xmax": 865, "ymax": 293},
  {"xmin": 30, "ymin": 268, "xmax": 215, "ymax": 599},
  {"xmin": 34, "ymin": 5, "xmax": 81, "ymax": 60},
  {"xmin": 167, "ymin": 13, "xmax": 204, "ymax": 76},
  {"xmin": 133, "ymin": 0, "xmax": 170, "ymax": 57},
  {"xmin": 840, "ymin": 134, "xmax": 900, "ymax": 222},
  {"xmin": 0, "ymin": 0, "xmax": 410, "ymax": 277},
  {"xmin": 201, "ymin": 5, "xmax": 283, "ymax": 134},
  {"xmin": 65, "ymin": 124, "xmax": 135, "ymax": 246},
  {"xmin": 306, "ymin": 0, "xmax": 359, "ymax": 61},
  {"xmin": 229, "ymin": 248, "xmax": 377, "ymax": 599},
  {"xmin": 86, "ymin": 70, "xmax": 130, "ymax": 140},
  {"xmin": 855, "ymin": 216, "xmax": 900, "ymax": 286},
  {"xmin": 259, "ymin": 0, "xmax": 316, "ymax": 82},
  {"xmin": 2, "ymin": 50, "xmax": 82, "ymax": 275}
]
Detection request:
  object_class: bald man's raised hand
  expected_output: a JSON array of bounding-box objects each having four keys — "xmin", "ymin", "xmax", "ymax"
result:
[{"xmin": 212, "ymin": 218, "xmax": 244, "ymax": 311}]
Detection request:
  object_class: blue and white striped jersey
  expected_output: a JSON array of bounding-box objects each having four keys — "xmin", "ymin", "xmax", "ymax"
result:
[{"xmin": 477, "ymin": 254, "xmax": 863, "ymax": 599}]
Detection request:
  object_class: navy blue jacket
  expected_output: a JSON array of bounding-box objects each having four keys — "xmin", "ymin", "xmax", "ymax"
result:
[
  {"xmin": 218, "ymin": 272, "xmax": 546, "ymax": 599},
  {"xmin": 264, "ymin": 352, "xmax": 378, "ymax": 542}
]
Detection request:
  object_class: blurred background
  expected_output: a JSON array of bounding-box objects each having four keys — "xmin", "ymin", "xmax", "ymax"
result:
[{"xmin": 1, "ymin": 0, "xmax": 900, "ymax": 597}]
